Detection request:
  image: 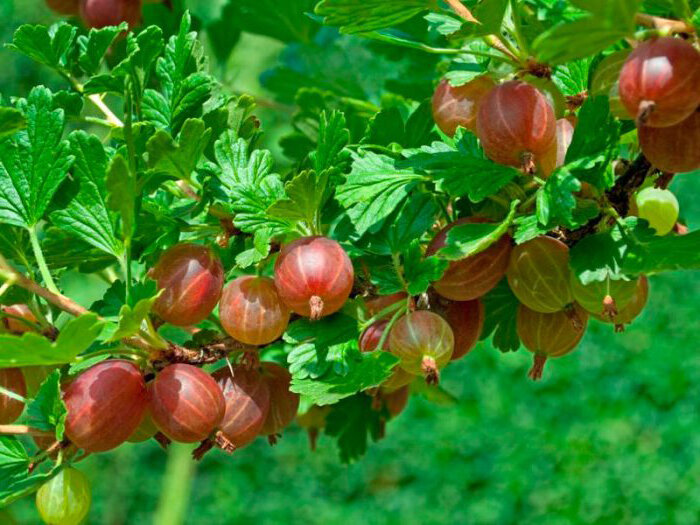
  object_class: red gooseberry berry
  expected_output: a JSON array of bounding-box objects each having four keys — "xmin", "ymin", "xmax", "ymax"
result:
[
  {"xmin": 360, "ymin": 321, "xmax": 416, "ymax": 392},
  {"xmin": 571, "ymin": 276, "xmax": 639, "ymax": 319},
  {"xmin": 618, "ymin": 37, "xmax": 700, "ymax": 127},
  {"xmin": 219, "ymin": 276, "xmax": 290, "ymax": 346},
  {"xmin": 506, "ymin": 236, "xmax": 573, "ymax": 313},
  {"xmin": 427, "ymin": 218, "xmax": 512, "ymax": 301},
  {"xmin": 149, "ymin": 243, "xmax": 224, "ymax": 327},
  {"xmin": 212, "ymin": 365, "xmax": 270, "ymax": 450},
  {"xmin": 594, "ymin": 275, "xmax": 649, "ymax": 332},
  {"xmin": 2, "ymin": 304, "xmax": 38, "ymax": 334},
  {"xmin": 46, "ymin": 0, "xmax": 80, "ymax": 14},
  {"xmin": 274, "ymin": 236, "xmax": 354, "ymax": 320},
  {"xmin": 149, "ymin": 364, "xmax": 225, "ymax": 443},
  {"xmin": 444, "ymin": 299, "xmax": 484, "ymax": 361},
  {"xmin": 539, "ymin": 116, "xmax": 577, "ymax": 177},
  {"xmin": 389, "ymin": 311, "xmax": 454, "ymax": 385},
  {"xmin": 364, "ymin": 292, "xmax": 409, "ymax": 319},
  {"xmin": 476, "ymin": 80, "xmax": 556, "ymax": 171},
  {"xmin": 0, "ymin": 368, "xmax": 26, "ymax": 424},
  {"xmin": 432, "ymin": 76, "xmax": 496, "ymax": 136},
  {"xmin": 259, "ymin": 362, "xmax": 300, "ymax": 441},
  {"xmin": 639, "ymin": 109, "xmax": 700, "ymax": 174},
  {"xmin": 64, "ymin": 360, "xmax": 147, "ymax": 452},
  {"xmin": 80, "ymin": 0, "xmax": 142, "ymax": 29},
  {"xmin": 517, "ymin": 303, "xmax": 588, "ymax": 380},
  {"xmin": 127, "ymin": 408, "xmax": 158, "ymax": 443}
]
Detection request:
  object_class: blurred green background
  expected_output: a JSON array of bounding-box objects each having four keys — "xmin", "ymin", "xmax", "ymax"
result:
[{"xmin": 2, "ymin": 2, "xmax": 700, "ymax": 524}]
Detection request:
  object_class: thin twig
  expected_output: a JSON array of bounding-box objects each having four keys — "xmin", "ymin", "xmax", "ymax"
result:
[
  {"xmin": 0, "ymin": 255, "xmax": 88, "ymax": 317},
  {"xmin": 634, "ymin": 13, "xmax": 695, "ymax": 34},
  {"xmin": 0, "ymin": 425, "xmax": 53, "ymax": 437}
]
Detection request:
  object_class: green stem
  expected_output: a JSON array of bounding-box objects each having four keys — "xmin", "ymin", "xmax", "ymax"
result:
[
  {"xmin": 75, "ymin": 347, "xmax": 149, "ymax": 362},
  {"xmin": 153, "ymin": 444, "xmax": 196, "ymax": 525},
  {"xmin": 508, "ymin": 0, "xmax": 530, "ymax": 58},
  {"xmin": 28, "ymin": 227, "xmax": 59, "ymax": 294},
  {"xmin": 391, "ymin": 252, "xmax": 410, "ymax": 293},
  {"xmin": 376, "ymin": 304, "xmax": 408, "ymax": 352},
  {"xmin": 360, "ymin": 299, "xmax": 406, "ymax": 331},
  {"xmin": 0, "ymin": 385, "xmax": 28, "ymax": 404}
]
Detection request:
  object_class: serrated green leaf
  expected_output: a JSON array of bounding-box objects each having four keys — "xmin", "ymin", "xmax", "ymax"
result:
[
  {"xmin": 403, "ymin": 240, "xmax": 448, "ymax": 296},
  {"xmin": 438, "ymin": 200, "xmax": 518, "ymax": 260},
  {"xmin": 0, "ymin": 108, "xmax": 26, "ymax": 141},
  {"xmin": 106, "ymin": 294, "xmax": 160, "ymax": 342},
  {"xmin": 480, "ymin": 279, "xmax": 520, "ymax": 352},
  {"xmin": 26, "ymin": 370, "xmax": 66, "ymax": 438},
  {"xmin": 0, "ymin": 87, "xmax": 73, "ymax": 229},
  {"xmin": 51, "ymin": 131, "xmax": 123, "ymax": 259},
  {"xmin": 0, "ymin": 314, "xmax": 104, "ymax": 367},
  {"xmin": 336, "ymin": 152, "xmax": 424, "ymax": 237},
  {"xmin": 7, "ymin": 23, "xmax": 76, "ymax": 71},
  {"xmin": 315, "ymin": 0, "xmax": 433, "ymax": 34},
  {"xmin": 212, "ymin": 131, "xmax": 289, "ymax": 235},
  {"xmin": 400, "ymin": 137, "xmax": 519, "ymax": 203},
  {"xmin": 312, "ymin": 110, "xmax": 350, "ymax": 173},
  {"xmin": 285, "ymin": 313, "xmax": 360, "ymax": 380},
  {"xmin": 105, "ymin": 154, "xmax": 135, "ymax": 241},
  {"xmin": 235, "ymin": 228, "xmax": 273, "ymax": 268},
  {"xmin": 324, "ymin": 393, "xmax": 384, "ymax": 463},
  {"xmin": 147, "ymin": 118, "xmax": 211, "ymax": 182},
  {"xmin": 290, "ymin": 350, "xmax": 398, "ymax": 405},
  {"xmin": 77, "ymin": 24, "xmax": 126, "ymax": 76},
  {"xmin": 536, "ymin": 170, "xmax": 581, "ymax": 227}
]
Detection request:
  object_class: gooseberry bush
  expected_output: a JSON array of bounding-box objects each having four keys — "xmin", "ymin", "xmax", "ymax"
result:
[{"xmin": 1, "ymin": 0, "xmax": 700, "ymax": 520}]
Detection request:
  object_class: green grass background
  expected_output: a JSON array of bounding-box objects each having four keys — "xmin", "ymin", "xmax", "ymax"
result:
[{"xmin": 2, "ymin": 2, "xmax": 700, "ymax": 524}]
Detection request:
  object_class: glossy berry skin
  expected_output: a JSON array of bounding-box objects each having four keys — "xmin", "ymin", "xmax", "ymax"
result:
[
  {"xmin": 64, "ymin": 360, "xmax": 147, "ymax": 452},
  {"xmin": 619, "ymin": 37, "xmax": 700, "ymax": 127},
  {"xmin": 427, "ymin": 219, "xmax": 512, "ymax": 301},
  {"xmin": 444, "ymin": 299, "xmax": 484, "ymax": 361},
  {"xmin": 213, "ymin": 366, "xmax": 270, "ymax": 449},
  {"xmin": 432, "ymin": 76, "xmax": 495, "ymax": 136},
  {"xmin": 260, "ymin": 362, "xmax": 300, "ymax": 437},
  {"xmin": 127, "ymin": 409, "xmax": 158, "ymax": 443},
  {"xmin": 149, "ymin": 364, "xmax": 225, "ymax": 443},
  {"xmin": 274, "ymin": 236, "xmax": 354, "ymax": 320},
  {"xmin": 364, "ymin": 293, "xmax": 409, "ymax": 319},
  {"xmin": 36, "ymin": 468, "xmax": 91, "ymax": 525},
  {"xmin": 0, "ymin": 368, "xmax": 26, "ymax": 424},
  {"xmin": 517, "ymin": 304, "xmax": 588, "ymax": 380},
  {"xmin": 2, "ymin": 304, "xmax": 38, "ymax": 333},
  {"xmin": 639, "ymin": 109, "xmax": 700, "ymax": 173},
  {"xmin": 150, "ymin": 243, "xmax": 224, "ymax": 327},
  {"xmin": 389, "ymin": 311, "xmax": 454, "ymax": 384},
  {"xmin": 220, "ymin": 276, "xmax": 290, "ymax": 345},
  {"xmin": 595, "ymin": 276, "xmax": 649, "ymax": 330},
  {"xmin": 360, "ymin": 321, "xmax": 416, "ymax": 392},
  {"xmin": 47, "ymin": 0, "xmax": 80, "ymax": 14},
  {"xmin": 635, "ymin": 187, "xmax": 679, "ymax": 236},
  {"xmin": 539, "ymin": 116, "xmax": 577, "ymax": 177},
  {"xmin": 571, "ymin": 276, "xmax": 639, "ymax": 319},
  {"xmin": 507, "ymin": 236, "xmax": 573, "ymax": 313},
  {"xmin": 476, "ymin": 81, "xmax": 556, "ymax": 169},
  {"xmin": 80, "ymin": 0, "xmax": 142, "ymax": 29}
]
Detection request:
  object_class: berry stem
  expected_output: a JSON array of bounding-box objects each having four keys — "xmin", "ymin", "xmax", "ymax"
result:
[
  {"xmin": 634, "ymin": 13, "xmax": 695, "ymax": 34},
  {"xmin": 528, "ymin": 354, "xmax": 547, "ymax": 380},
  {"xmin": 0, "ymin": 424, "xmax": 53, "ymax": 437}
]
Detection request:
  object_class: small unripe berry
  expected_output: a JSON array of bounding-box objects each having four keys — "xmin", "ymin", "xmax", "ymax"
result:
[{"xmin": 36, "ymin": 468, "xmax": 91, "ymax": 525}]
